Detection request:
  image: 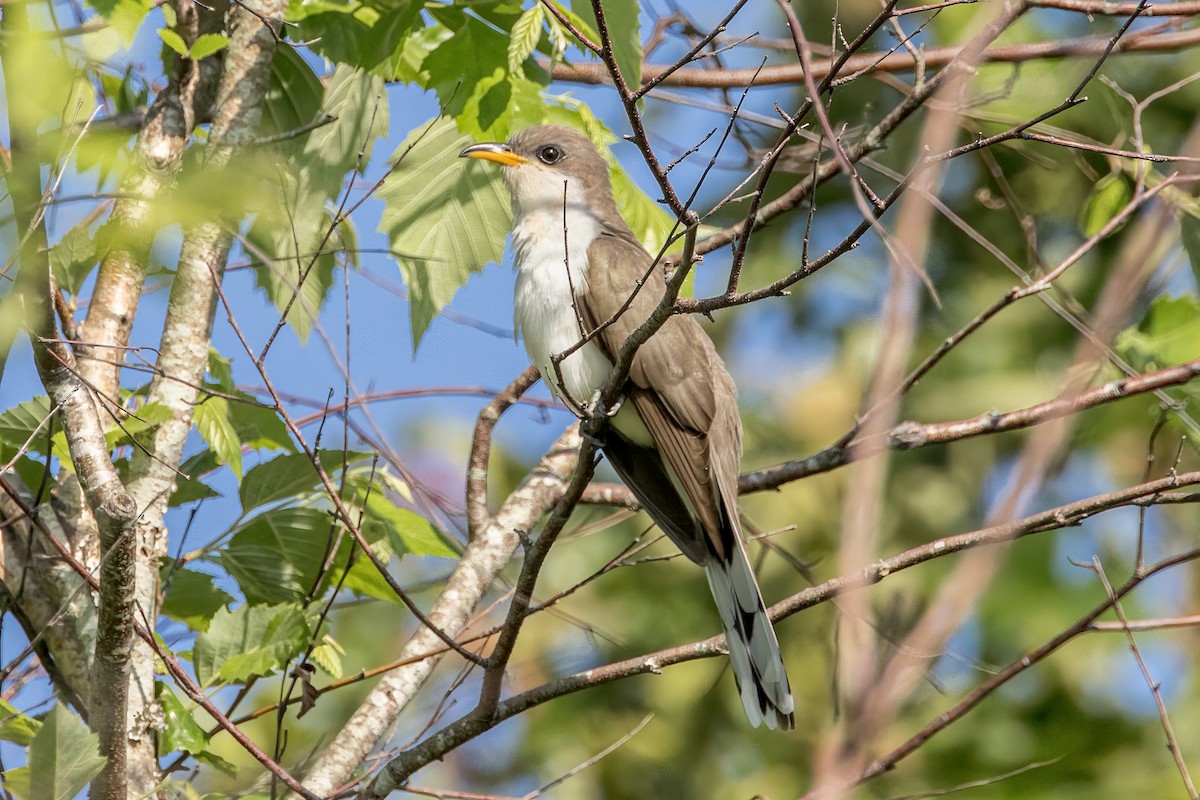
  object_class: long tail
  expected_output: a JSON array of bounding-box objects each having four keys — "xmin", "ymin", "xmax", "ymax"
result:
[{"xmin": 705, "ymin": 541, "xmax": 795, "ymax": 730}]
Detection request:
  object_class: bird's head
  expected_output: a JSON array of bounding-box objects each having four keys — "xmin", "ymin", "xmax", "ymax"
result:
[{"xmin": 459, "ymin": 124, "xmax": 620, "ymax": 222}]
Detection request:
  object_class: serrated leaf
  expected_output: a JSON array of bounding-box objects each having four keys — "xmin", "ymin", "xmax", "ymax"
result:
[
  {"xmin": 570, "ymin": 0, "xmax": 640, "ymax": 88},
  {"xmin": 239, "ymin": 450, "xmax": 368, "ymax": 511},
  {"xmin": 219, "ymin": 507, "xmax": 333, "ymax": 603},
  {"xmin": 193, "ymin": 397, "xmax": 243, "ymax": 479},
  {"xmin": 193, "ymin": 749, "xmax": 238, "ymax": 776},
  {"xmin": 545, "ymin": 1, "xmax": 600, "ymax": 47},
  {"xmin": 350, "ymin": 477, "xmax": 456, "ymax": 557},
  {"xmin": 423, "ymin": 15, "xmax": 546, "ymax": 138},
  {"xmin": 157, "ymin": 27, "xmax": 189, "ymax": 57},
  {"xmin": 261, "ymin": 45, "xmax": 324, "ymax": 137},
  {"xmin": 193, "ymin": 603, "xmax": 311, "ymax": 686},
  {"xmin": 227, "ymin": 398, "xmax": 294, "ymax": 454},
  {"xmin": 337, "ymin": 537, "xmax": 403, "ymax": 602},
  {"xmin": 378, "ymin": 116, "xmax": 512, "ymax": 348},
  {"xmin": 87, "ymin": 0, "xmax": 153, "ymax": 43},
  {"xmin": 170, "ymin": 450, "xmax": 222, "ymax": 506},
  {"xmin": 104, "ymin": 401, "xmax": 174, "ymax": 449},
  {"xmin": 309, "ymin": 635, "xmax": 345, "ymax": 678},
  {"xmin": 1079, "ymin": 172, "xmax": 1131, "ymax": 238},
  {"xmin": 373, "ymin": 21, "xmax": 452, "ymax": 83},
  {"xmin": 160, "ymin": 562, "xmax": 235, "ymax": 631},
  {"xmin": 250, "ymin": 230, "xmax": 339, "ymax": 343},
  {"xmin": 0, "ymin": 698, "xmax": 41, "ymax": 746},
  {"xmin": 0, "ymin": 396, "xmax": 54, "ymax": 454},
  {"xmin": 23, "ymin": 707, "xmax": 106, "ymax": 800},
  {"xmin": 508, "ymin": 5, "xmax": 545, "ymax": 72},
  {"xmin": 189, "ymin": 32, "xmax": 230, "ymax": 60},
  {"xmin": 295, "ymin": 0, "xmax": 422, "ymax": 70},
  {"xmin": 251, "ymin": 68, "xmax": 387, "ymax": 340},
  {"xmin": 310, "ymin": 68, "xmax": 390, "ymax": 178},
  {"xmin": 206, "ymin": 348, "xmax": 235, "ymax": 392},
  {"xmin": 156, "ymin": 682, "xmax": 208, "ymax": 753},
  {"xmin": 49, "ymin": 221, "xmax": 98, "ymax": 295},
  {"xmin": 1116, "ymin": 294, "xmax": 1200, "ymax": 369}
]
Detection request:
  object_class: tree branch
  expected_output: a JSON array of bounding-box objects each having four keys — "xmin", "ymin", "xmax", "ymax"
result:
[
  {"xmin": 548, "ymin": 26, "xmax": 1200, "ymax": 89},
  {"xmin": 120, "ymin": 1, "xmax": 285, "ymax": 794},
  {"xmin": 351, "ymin": 469, "xmax": 1200, "ymax": 789},
  {"xmin": 297, "ymin": 428, "xmax": 584, "ymax": 798}
]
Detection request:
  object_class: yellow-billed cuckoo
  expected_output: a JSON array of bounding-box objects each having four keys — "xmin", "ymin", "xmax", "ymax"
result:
[{"xmin": 461, "ymin": 125, "xmax": 794, "ymax": 730}]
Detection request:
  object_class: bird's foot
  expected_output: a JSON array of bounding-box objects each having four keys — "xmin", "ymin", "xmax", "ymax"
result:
[
  {"xmin": 580, "ymin": 390, "xmax": 620, "ymax": 448},
  {"xmin": 585, "ymin": 390, "xmax": 622, "ymax": 419}
]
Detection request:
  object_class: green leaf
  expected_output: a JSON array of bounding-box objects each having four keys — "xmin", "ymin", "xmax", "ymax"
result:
[
  {"xmin": 227, "ymin": 399, "xmax": 294, "ymax": 454},
  {"xmin": 545, "ymin": 1, "xmax": 600, "ymax": 47},
  {"xmin": 156, "ymin": 682, "xmax": 207, "ymax": 753},
  {"xmin": 49, "ymin": 220, "xmax": 98, "ymax": 295},
  {"xmin": 1116, "ymin": 294, "xmax": 1200, "ymax": 369},
  {"xmin": 337, "ymin": 537, "xmax": 402, "ymax": 602},
  {"xmin": 193, "ymin": 603, "xmax": 311, "ymax": 686},
  {"xmin": 372, "ymin": 21, "xmax": 452, "ymax": 83},
  {"xmin": 4, "ymin": 768, "xmax": 31, "ymax": 798},
  {"xmin": 310, "ymin": 67, "xmax": 390, "ymax": 177},
  {"xmin": 0, "ymin": 396, "xmax": 54, "ymax": 454},
  {"xmin": 1181, "ymin": 210, "xmax": 1200, "ymax": 287},
  {"xmin": 309, "ymin": 635, "xmax": 345, "ymax": 677},
  {"xmin": 157, "ymin": 27, "xmax": 189, "ymax": 57},
  {"xmin": 423, "ymin": 15, "xmax": 545, "ymax": 138},
  {"xmin": 373, "ymin": 497, "xmax": 456, "ymax": 558},
  {"xmin": 570, "ymin": 0, "xmax": 641, "ymax": 88},
  {"xmin": 251, "ymin": 67, "xmax": 387, "ymax": 340},
  {"xmin": 206, "ymin": 348, "xmax": 235, "ymax": 391},
  {"xmin": 1079, "ymin": 172, "xmax": 1131, "ymax": 238},
  {"xmin": 0, "ymin": 698, "xmax": 41, "ymax": 746},
  {"xmin": 87, "ymin": 0, "xmax": 153, "ymax": 43},
  {"xmin": 219, "ymin": 507, "xmax": 333, "ymax": 603},
  {"xmin": 104, "ymin": 402, "xmax": 174, "ymax": 449},
  {"xmin": 261, "ymin": 45, "xmax": 324, "ymax": 137},
  {"xmin": 193, "ymin": 397, "xmax": 243, "ymax": 479},
  {"xmin": 193, "ymin": 749, "xmax": 238, "ymax": 776},
  {"xmin": 295, "ymin": 0, "xmax": 422, "ymax": 70},
  {"xmin": 508, "ymin": 5, "xmax": 546, "ymax": 73},
  {"xmin": 240, "ymin": 452, "xmax": 322, "ymax": 510},
  {"xmin": 378, "ymin": 116, "xmax": 513, "ymax": 348},
  {"xmin": 160, "ymin": 562, "xmax": 235, "ymax": 631},
  {"xmin": 240, "ymin": 450, "xmax": 368, "ymax": 511},
  {"xmin": 350, "ymin": 475, "xmax": 456, "ymax": 557},
  {"xmin": 170, "ymin": 450, "xmax": 221, "ymax": 506},
  {"xmin": 24, "ymin": 707, "xmax": 106, "ymax": 800},
  {"xmin": 250, "ymin": 222, "xmax": 339, "ymax": 343},
  {"xmin": 189, "ymin": 32, "xmax": 230, "ymax": 60}
]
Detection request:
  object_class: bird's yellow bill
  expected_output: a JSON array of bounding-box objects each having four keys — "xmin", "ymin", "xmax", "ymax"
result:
[{"xmin": 459, "ymin": 142, "xmax": 528, "ymax": 167}]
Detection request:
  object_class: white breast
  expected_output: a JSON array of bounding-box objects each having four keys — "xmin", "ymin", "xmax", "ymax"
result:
[{"xmin": 512, "ymin": 206, "xmax": 613, "ymax": 412}]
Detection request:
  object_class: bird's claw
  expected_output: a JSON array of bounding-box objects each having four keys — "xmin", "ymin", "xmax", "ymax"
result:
[
  {"xmin": 580, "ymin": 390, "xmax": 622, "ymax": 448},
  {"xmin": 585, "ymin": 390, "xmax": 622, "ymax": 419}
]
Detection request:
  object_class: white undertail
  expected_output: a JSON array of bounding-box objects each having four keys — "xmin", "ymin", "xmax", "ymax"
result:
[{"xmin": 705, "ymin": 540, "xmax": 794, "ymax": 729}]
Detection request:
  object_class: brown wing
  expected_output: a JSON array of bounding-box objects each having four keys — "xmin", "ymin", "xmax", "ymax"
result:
[{"xmin": 580, "ymin": 231, "xmax": 743, "ymax": 563}]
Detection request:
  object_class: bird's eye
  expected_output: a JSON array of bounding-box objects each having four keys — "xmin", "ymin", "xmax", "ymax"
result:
[{"xmin": 536, "ymin": 145, "xmax": 563, "ymax": 165}]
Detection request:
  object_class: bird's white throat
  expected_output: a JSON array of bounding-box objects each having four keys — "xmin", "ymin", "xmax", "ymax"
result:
[
  {"xmin": 509, "ymin": 180, "xmax": 654, "ymax": 446},
  {"xmin": 511, "ymin": 203, "xmax": 610, "ymax": 410}
]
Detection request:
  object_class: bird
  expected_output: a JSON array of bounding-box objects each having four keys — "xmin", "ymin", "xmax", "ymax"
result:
[{"xmin": 460, "ymin": 124, "xmax": 794, "ymax": 730}]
